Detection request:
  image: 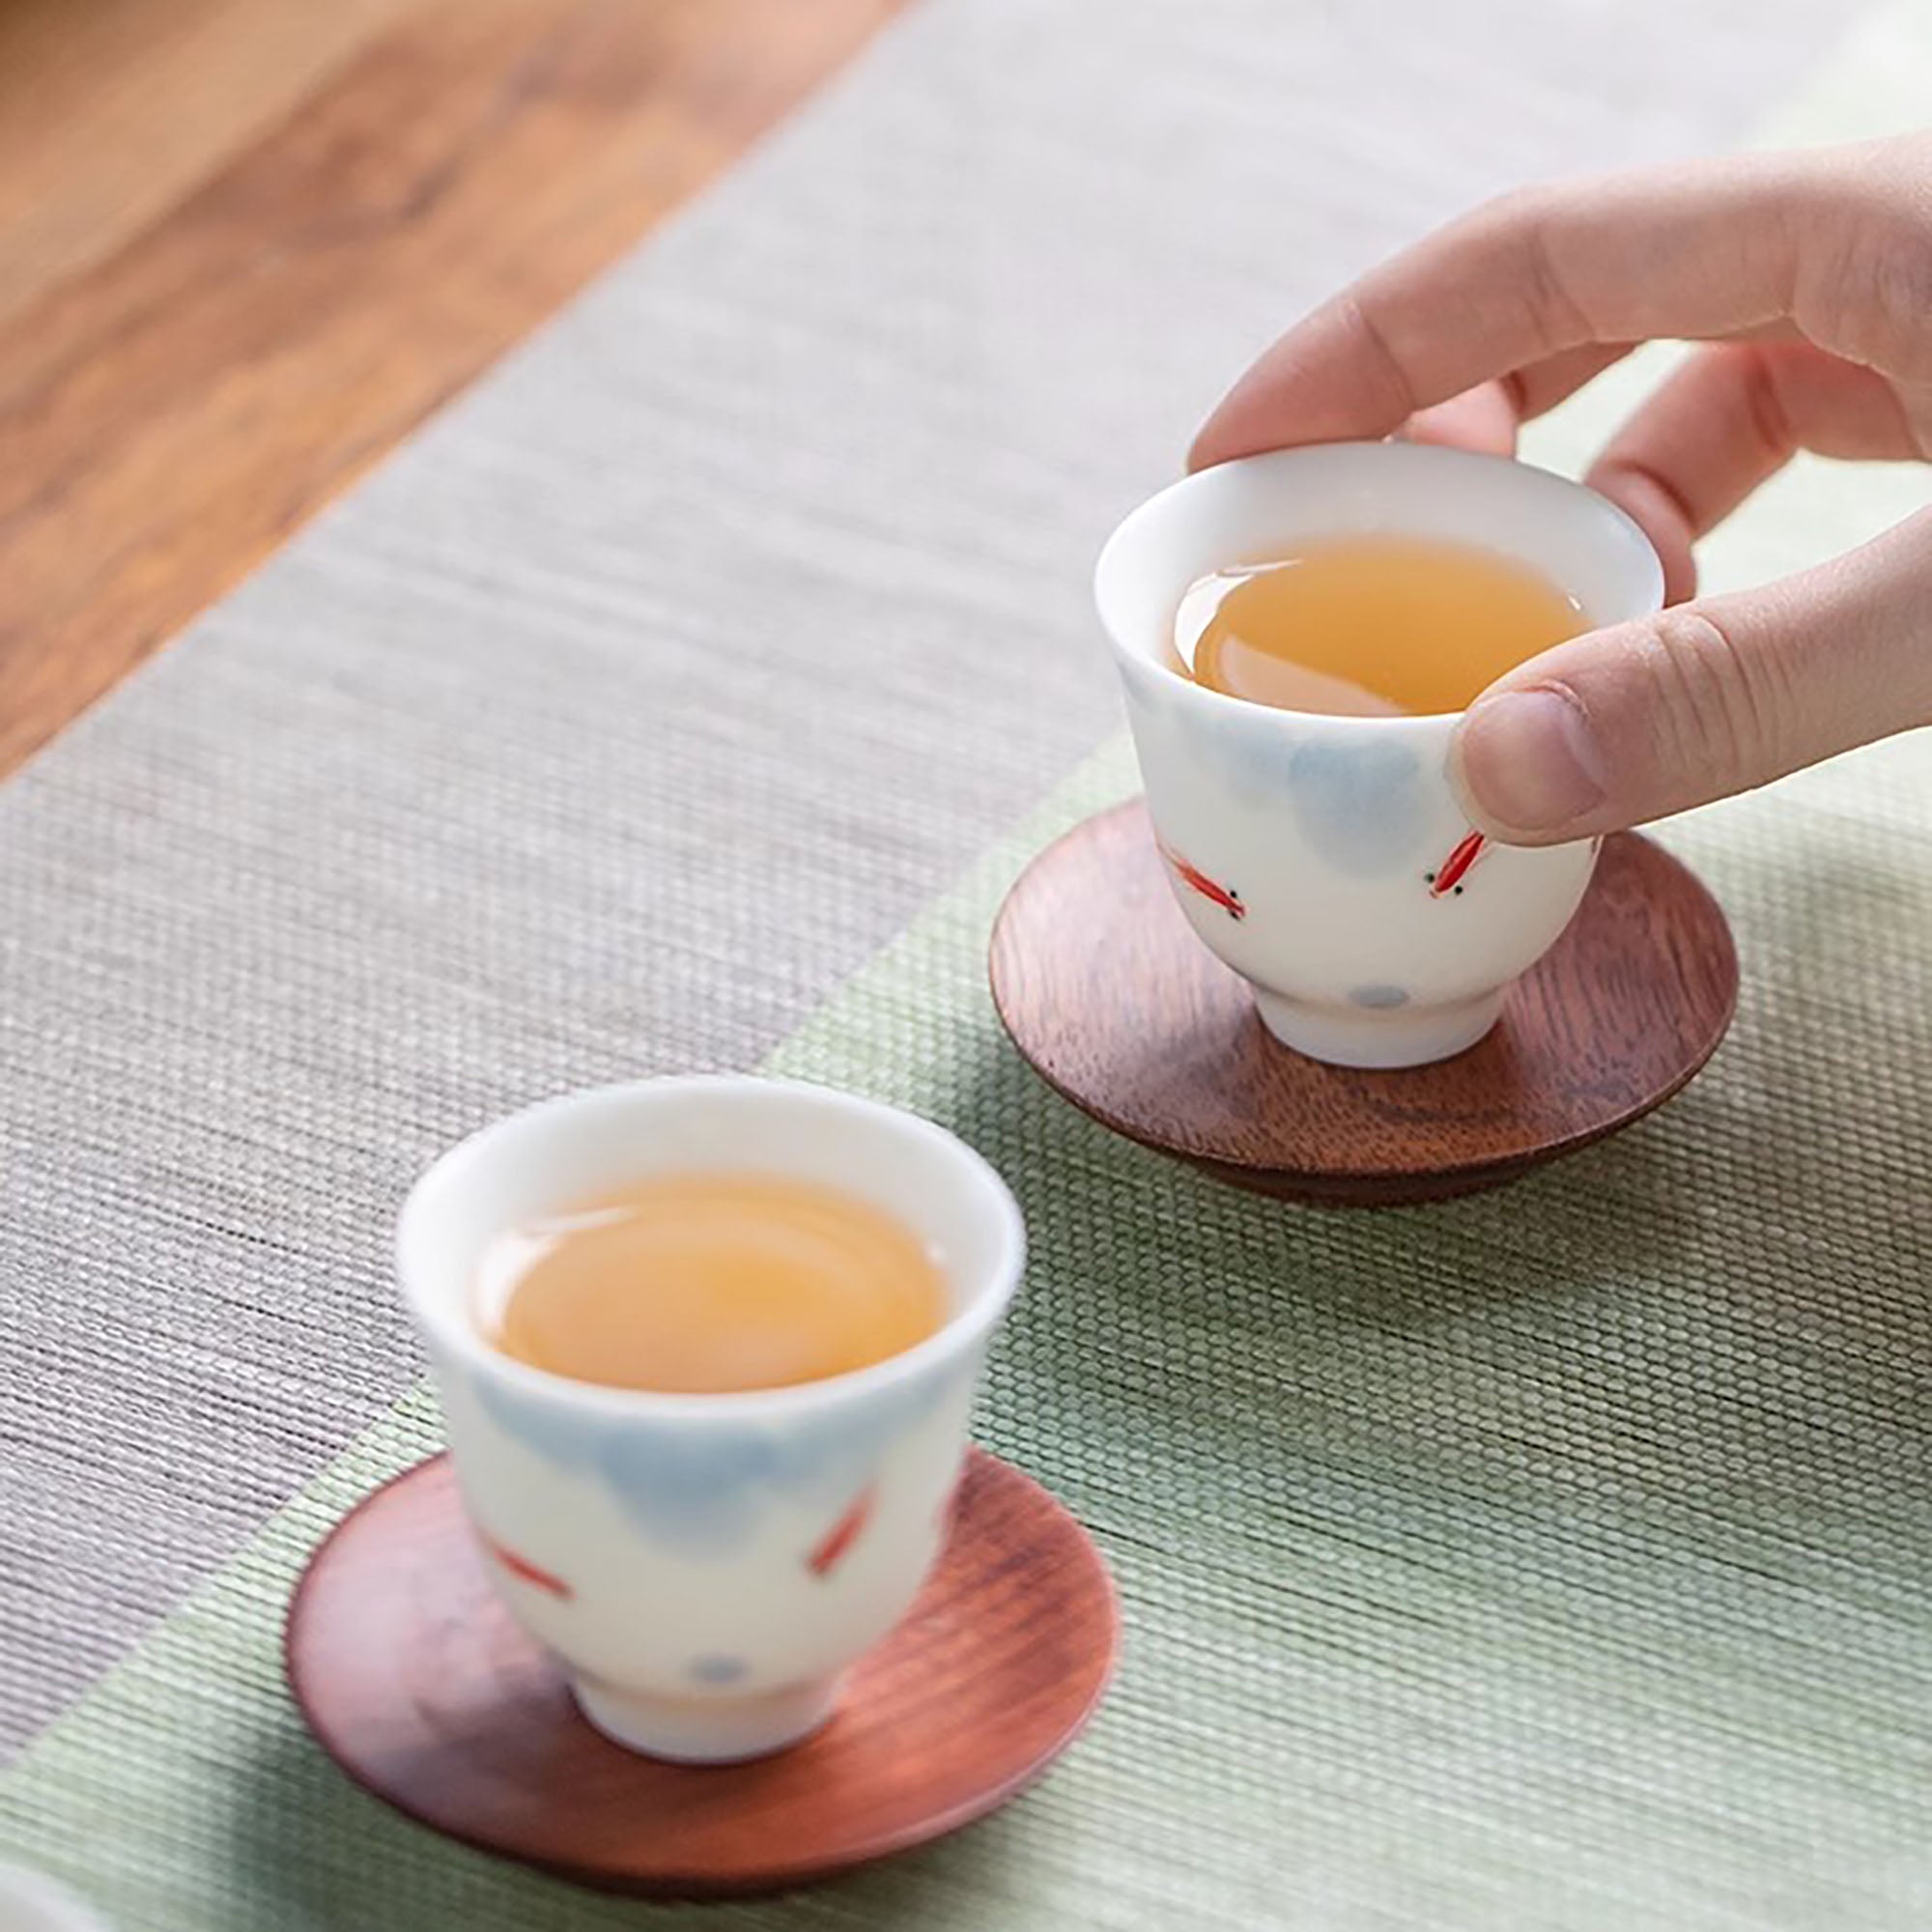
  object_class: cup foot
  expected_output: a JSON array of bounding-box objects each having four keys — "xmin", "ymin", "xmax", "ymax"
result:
[
  {"xmin": 571, "ymin": 1673, "xmax": 840, "ymax": 1765},
  {"xmin": 1251, "ymin": 988, "xmax": 1506, "ymax": 1069}
]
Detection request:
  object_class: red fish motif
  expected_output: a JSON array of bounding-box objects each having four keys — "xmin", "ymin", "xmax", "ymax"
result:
[
  {"xmin": 1158, "ymin": 841, "xmax": 1245, "ymax": 921},
  {"xmin": 482, "ymin": 1534, "xmax": 573, "ymax": 1602},
  {"xmin": 1427, "ymin": 830, "xmax": 1487, "ymax": 898},
  {"xmin": 808, "ymin": 1487, "xmax": 874, "ymax": 1577}
]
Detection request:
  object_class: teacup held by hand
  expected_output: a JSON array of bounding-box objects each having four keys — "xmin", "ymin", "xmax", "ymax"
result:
[
  {"xmin": 989, "ymin": 442, "xmax": 1737, "ymax": 1203},
  {"xmin": 1095, "ymin": 441, "xmax": 1665, "ymax": 1069}
]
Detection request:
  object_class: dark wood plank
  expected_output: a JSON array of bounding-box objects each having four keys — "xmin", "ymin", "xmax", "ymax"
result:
[
  {"xmin": 990, "ymin": 801, "xmax": 1740, "ymax": 1206},
  {"xmin": 0, "ymin": 0, "xmax": 438, "ymax": 323},
  {"xmin": 0, "ymin": 0, "xmax": 906, "ymax": 780}
]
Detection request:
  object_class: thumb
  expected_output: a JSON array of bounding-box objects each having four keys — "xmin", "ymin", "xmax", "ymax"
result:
[{"xmin": 1449, "ymin": 511, "xmax": 1932, "ymax": 842}]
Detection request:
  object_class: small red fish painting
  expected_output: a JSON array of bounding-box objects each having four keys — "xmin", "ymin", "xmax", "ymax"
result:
[
  {"xmin": 1158, "ymin": 841, "xmax": 1245, "ymax": 921},
  {"xmin": 1427, "ymin": 830, "xmax": 1487, "ymax": 898},
  {"xmin": 482, "ymin": 1534, "xmax": 573, "ymax": 1602},
  {"xmin": 808, "ymin": 1488, "xmax": 874, "ymax": 1577}
]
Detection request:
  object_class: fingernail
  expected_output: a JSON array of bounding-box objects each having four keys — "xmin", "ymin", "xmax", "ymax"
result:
[{"xmin": 1456, "ymin": 687, "xmax": 1606, "ymax": 835}]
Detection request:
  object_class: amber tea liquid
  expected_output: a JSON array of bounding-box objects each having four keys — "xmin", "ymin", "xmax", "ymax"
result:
[
  {"xmin": 1172, "ymin": 533, "xmax": 1584, "ymax": 716},
  {"xmin": 485, "ymin": 1174, "xmax": 948, "ymax": 1395}
]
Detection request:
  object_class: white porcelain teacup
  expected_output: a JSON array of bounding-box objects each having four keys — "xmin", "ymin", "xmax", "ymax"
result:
[
  {"xmin": 397, "ymin": 1076, "xmax": 1025, "ymax": 1764},
  {"xmin": 1095, "ymin": 441, "xmax": 1663, "ymax": 1068}
]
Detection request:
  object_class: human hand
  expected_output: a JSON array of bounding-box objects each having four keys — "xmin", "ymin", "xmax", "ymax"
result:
[{"xmin": 1190, "ymin": 136, "xmax": 1932, "ymax": 843}]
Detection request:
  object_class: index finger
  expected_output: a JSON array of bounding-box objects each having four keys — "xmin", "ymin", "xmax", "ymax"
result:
[{"xmin": 1189, "ymin": 150, "xmax": 1829, "ymax": 470}]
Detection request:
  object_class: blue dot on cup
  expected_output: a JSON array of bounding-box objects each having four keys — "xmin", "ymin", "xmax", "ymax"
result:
[
  {"xmin": 1350, "ymin": 984, "xmax": 1410, "ymax": 1010},
  {"xmin": 688, "ymin": 1653, "xmax": 750, "ymax": 1686}
]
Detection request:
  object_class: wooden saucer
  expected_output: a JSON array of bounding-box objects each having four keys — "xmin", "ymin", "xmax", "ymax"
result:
[
  {"xmin": 989, "ymin": 800, "xmax": 1737, "ymax": 1206},
  {"xmin": 285, "ymin": 1450, "xmax": 1116, "ymax": 1898}
]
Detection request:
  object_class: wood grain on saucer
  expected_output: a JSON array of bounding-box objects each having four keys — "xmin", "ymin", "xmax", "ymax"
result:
[
  {"xmin": 285, "ymin": 1449, "xmax": 1118, "ymax": 1897},
  {"xmin": 989, "ymin": 800, "xmax": 1739, "ymax": 1206}
]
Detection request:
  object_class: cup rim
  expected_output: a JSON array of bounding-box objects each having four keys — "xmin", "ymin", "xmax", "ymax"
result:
[
  {"xmin": 395, "ymin": 1075, "xmax": 1027, "ymax": 1425},
  {"xmin": 1094, "ymin": 440, "xmax": 1664, "ymax": 734}
]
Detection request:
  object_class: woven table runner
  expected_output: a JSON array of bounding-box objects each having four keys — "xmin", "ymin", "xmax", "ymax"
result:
[{"xmin": 4, "ymin": 0, "xmax": 1931, "ymax": 1924}]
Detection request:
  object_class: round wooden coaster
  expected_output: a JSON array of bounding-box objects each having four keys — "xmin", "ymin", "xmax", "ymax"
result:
[
  {"xmin": 285, "ymin": 1449, "xmax": 1117, "ymax": 1898},
  {"xmin": 989, "ymin": 800, "xmax": 1738, "ymax": 1206}
]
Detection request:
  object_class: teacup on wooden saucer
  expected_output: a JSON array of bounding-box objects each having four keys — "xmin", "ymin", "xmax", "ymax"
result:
[
  {"xmin": 990, "ymin": 800, "xmax": 1736, "ymax": 1207},
  {"xmin": 286, "ymin": 1449, "xmax": 1116, "ymax": 1896}
]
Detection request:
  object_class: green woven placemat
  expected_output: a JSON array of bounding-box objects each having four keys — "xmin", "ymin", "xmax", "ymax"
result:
[{"xmin": 7, "ymin": 685, "xmax": 1932, "ymax": 1929}]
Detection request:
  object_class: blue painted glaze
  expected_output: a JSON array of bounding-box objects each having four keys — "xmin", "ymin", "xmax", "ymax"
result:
[{"xmin": 468, "ymin": 1353, "xmax": 969, "ymax": 1557}]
